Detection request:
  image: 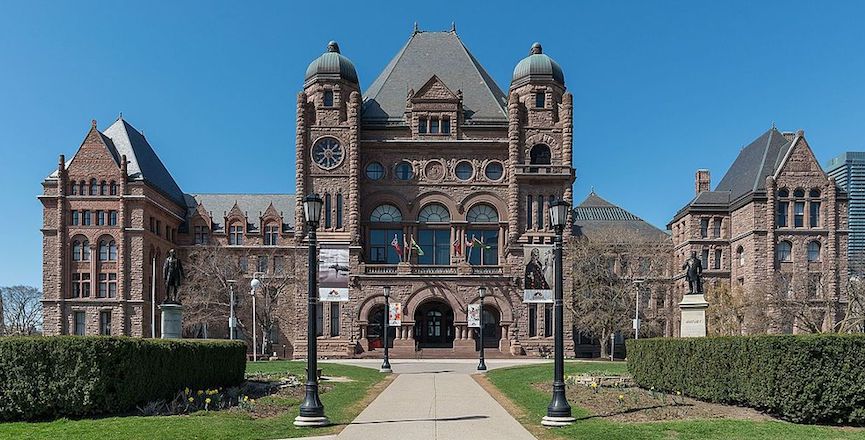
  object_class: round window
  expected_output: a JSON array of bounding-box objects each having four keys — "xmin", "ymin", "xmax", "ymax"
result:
[
  {"xmin": 365, "ymin": 162, "xmax": 384, "ymax": 180},
  {"xmin": 311, "ymin": 137, "xmax": 344, "ymax": 170},
  {"xmin": 485, "ymin": 162, "xmax": 504, "ymax": 180},
  {"xmin": 455, "ymin": 161, "xmax": 474, "ymax": 181},
  {"xmin": 395, "ymin": 161, "xmax": 414, "ymax": 180}
]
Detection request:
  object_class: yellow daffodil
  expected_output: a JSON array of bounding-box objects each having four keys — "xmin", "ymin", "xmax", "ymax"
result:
[
  {"xmin": 197, "ymin": 390, "xmax": 203, "ymax": 395},
  {"xmin": 676, "ymin": 391, "xmax": 682, "ymax": 396},
  {"xmin": 618, "ymin": 394, "xmax": 624, "ymax": 400},
  {"xmin": 188, "ymin": 397, "xmax": 194, "ymax": 403},
  {"xmin": 205, "ymin": 398, "xmax": 211, "ymax": 404}
]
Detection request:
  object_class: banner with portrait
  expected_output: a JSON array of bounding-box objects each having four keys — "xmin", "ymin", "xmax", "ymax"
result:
[
  {"xmin": 467, "ymin": 304, "xmax": 481, "ymax": 328},
  {"xmin": 523, "ymin": 245, "xmax": 554, "ymax": 303},
  {"xmin": 388, "ymin": 303, "xmax": 402, "ymax": 326},
  {"xmin": 318, "ymin": 245, "xmax": 349, "ymax": 302}
]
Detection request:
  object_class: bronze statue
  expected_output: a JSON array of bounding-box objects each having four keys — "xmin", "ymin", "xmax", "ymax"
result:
[
  {"xmin": 163, "ymin": 249, "xmax": 184, "ymax": 304},
  {"xmin": 682, "ymin": 251, "xmax": 703, "ymax": 294}
]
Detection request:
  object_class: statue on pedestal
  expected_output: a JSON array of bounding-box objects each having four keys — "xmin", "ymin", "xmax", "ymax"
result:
[
  {"xmin": 162, "ymin": 249, "xmax": 184, "ymax": 304},
  {"xmin": 682, "ymin": 251, "xmax": 703, "ymax": 294}
]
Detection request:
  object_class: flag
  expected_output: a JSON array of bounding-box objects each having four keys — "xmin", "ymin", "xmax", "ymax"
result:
[
  {"xmin": 404, "ymin": 233, "xmax": 410, "ymax": 260},
  {"xmin": 410, "ymin": 235, "xmax": 424, "ymax": 256},
  {"xmin": 452, "ymin": 237, "xmax": 461, "ymax": 256},
  {"xmin": 391, "ymin": 234, "xmax": 403, "ymax": 258},
  {"xmin": 473, "ymin": 235, "xmax": 492, "ymax": 249}
]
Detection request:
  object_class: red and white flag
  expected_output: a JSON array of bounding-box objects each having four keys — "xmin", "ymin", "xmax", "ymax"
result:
[
  {"xmin": 391, "ymin": 234, "xmax": 403, "ymax": 258},
  {"xmin": 452, "ymin": 237, "xmax": 462, "ymax": 256}
]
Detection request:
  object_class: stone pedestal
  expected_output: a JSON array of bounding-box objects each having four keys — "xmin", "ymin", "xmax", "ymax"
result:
[
  {"xmin": 678, "ymin": 293, "xmax": 708, "ymax": 337},
  {"xmin": 159, "ymin": 303, "xmax": 184, "ymax": 339}
]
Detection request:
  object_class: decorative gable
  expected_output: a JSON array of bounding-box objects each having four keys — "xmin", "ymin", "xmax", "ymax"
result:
[
  {"xmin": 66, "ymin": 121, "xmax": 121, "ymax": 178},
  {"xmin": 406, "ymin": 75, "xmax": 462, "ymax": 139},
  {"xmin": 776, "ymin": 134, "xmax": 825, "ymax": 176}
]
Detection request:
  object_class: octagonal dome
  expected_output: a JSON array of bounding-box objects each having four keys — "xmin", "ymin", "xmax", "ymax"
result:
[
  {"xmin": 511, "ymin": 42, "xmax": 564, "ymax": 88},
  {"xmin": 305, "ymin": 41, "xmax": 358, "ymax": 85}
]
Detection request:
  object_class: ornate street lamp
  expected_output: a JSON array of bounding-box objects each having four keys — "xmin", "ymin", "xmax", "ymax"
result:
[
  {"xmin": 250, "ymin": 276, "xmax": 261, "ymax": 362},
  {"xmin": 227, "ymin": 279, "xmax": 237, "ymax": 340},
  {"xmin": 380, "ymin": 286, "xmax": 392, "ymax": 373},
  {"xmin": 294, "ymin": 194, "xmax": 329, "ymax": 427},
  {"xmin": 542, "ymin": 198, "xmax": 575, "ymax": 427},
  {"xmin": 477, "ymin": 286, "xmax": 487, "ymax": 371}
]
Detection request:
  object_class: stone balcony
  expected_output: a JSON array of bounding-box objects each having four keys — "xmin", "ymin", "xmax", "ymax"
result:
[{"xmin": 358, "ymin": 263, "xmax": 506, "ymax": 277}]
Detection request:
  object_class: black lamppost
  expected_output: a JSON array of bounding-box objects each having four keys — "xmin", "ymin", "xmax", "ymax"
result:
[
  {"xmin": 477, "ymin": 286, "xmax": 487, "ymax": 371},
  {"xmin": 380, "ymin": 286, "xmax": 392, "ymax": 373},
  {"xmin": 542, "ymin": 198, "xmax": 575, "ymax": 427},
  {"xmin": 294, "ymin": 194, "xmax": 329, "ymax": 427}
]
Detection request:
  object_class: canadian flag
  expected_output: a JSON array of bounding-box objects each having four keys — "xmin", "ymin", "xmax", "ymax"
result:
[{"xmin": 391, "ymin": 234, "xmax": 403, "ymax": 258}]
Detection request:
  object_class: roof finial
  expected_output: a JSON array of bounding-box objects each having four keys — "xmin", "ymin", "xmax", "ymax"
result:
[
  {"xmin": 590, "ymin": 185, "xmax": 595, "ymax": 194},
  {"xmin": 531, "ymin": 42, "xmax": 542, "ymax": 55},
  {"xmin": 91, "ymin": 119, "xmax": 97, "ymax": 128},
  {"xmin": 327, "ymin": 41, "xmax": 340, "ymax": 53},
  {"xmin": 771, "ymin": 120, "xmax": 776, "ymax": 129},
  {"xmin": 450, "ymin": 21, "xmax": 456, "ymax": 33},
  {"xmin": 118, "ymin": 111, "xmax": 123, "ymax": 120},
  {"xmin": 413, "ymin": 21, "xmax": 419, "ymax": 34}
]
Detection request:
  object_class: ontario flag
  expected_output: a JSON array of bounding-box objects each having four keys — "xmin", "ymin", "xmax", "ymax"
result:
[
  {"xmin": 473, "ymin": 235, "xmax": 492, "ymax": 249},
  {"xmin": 391, "ymin": 234, "xmax": 403, "ymax": 258}
]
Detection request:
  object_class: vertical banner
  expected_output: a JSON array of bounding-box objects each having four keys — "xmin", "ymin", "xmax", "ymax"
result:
[
  {"xmin": 523, "ymin": 245, "xmax": 554, "ymax": 303},
  {"xmin": 318, "ymin": 246, "xmax": 349, "ymax": 302},
  {"xmin": 467, "ymin": 304, "xmax": 481, "ymax": 328},
  {"xmin": 388, "ymin": 303, "xmax": 402, "ymax": 326}
]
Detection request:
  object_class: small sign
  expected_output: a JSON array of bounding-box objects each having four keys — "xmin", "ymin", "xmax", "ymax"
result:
[
  {"xmin": 388, "ymin": 303, "xmax": 402, "ymax": 326},
  {"xmin": 468, "ymin": 304, "xmax": 481, "ymax": 328},
  {"xmin": 319, "ymin": 246, "xmax": 350, "ymax": 302},
  {"xmin": 523, "ymin": 245, "xmax": 554, "ymax": 303},
  {"xmin": 632, "ymin": 318, "xmax": 641, "ymax": 330}
]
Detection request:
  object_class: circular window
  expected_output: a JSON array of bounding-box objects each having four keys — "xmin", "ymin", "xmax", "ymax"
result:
[
  {"xmin": 455, "ymin": 161, "xmax": 474, "ymax": 181},
  {"xmin": 311, "ymin": 137, "xmax": 344, "ymax": 170},
  {"xmin": 485, "ymin": 162, "xmax": 504, "ymax": 180},
  {"xmin": 395, "ymin": 161, "xmax": 414, "ymax": 180},
  {"xmin": 365, "ymin": 162, "xmax": 384, "ymax": 180}
]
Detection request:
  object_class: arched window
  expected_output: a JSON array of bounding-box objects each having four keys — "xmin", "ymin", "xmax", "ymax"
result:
[
  {"xmin": 99, "ymin": 239, "xmax": 117, "ymax": 261},
  {"xmin": 79, "ymin": 181, "xmax": 86, "ymax": 195},
  {"xmin": 807, "ymin": 241, "xmax": 821, "ymax": 262},
  {"xmin": 72, "ymin": 240, "xmax": 82, "ymax": 261},
  {"xmin": 370, "ymin": 204, "xmax": 402, "ymax": 223},
  {"xmin": 100, "ymin": 181, "xmax": 108, "ymax": 195},
  {"xmin": 336, "ymin": 193, "xmax": 343, "ymax": 228},
  {"xmin": 395, "ymin": 161, "xmax": 414, "ymax": 180},
  {"xmin": 529, "ymin": 144, "xmax": 551, "ymax": 165},
  {"xmin": 736, "ymin": 246, "xmax": 744, "ymax": 267},
  {"xmin": 90, "ymin": 179, "xmax": 98, "ymax": 196},
  {"xmin": 794, "ymin": 188, "xmax": 805, "ymax": 198},
  {"xmin": 110, "ymin": 181, "xmax": 118, "ymax": 196},
  {"xmin": 778, "ymin": 188, "xmax": 789, "ymax": 198},
  {"xmin": 467, "ymin": 204, "xmax": 499, "ymax": 223},
  {"xmin": 323, "ymin": 90, "xmax": 334, "ymax": 107},
  {"xmin": 324, "ymin": 193, "xmax": 332, "ymax": 229},
  {"xmin": 365, "ymin": 162, "xmax": 384, "ymax": 180},
  {"xmin": 809, "ymin": 189, "xmax": 821, "ymax": 198},
  {"xmin": 467, "ymin": 204, "xmax": 499, "ymax": 266},
  {"xmin": 70, "ymin": 182, "xmax": 78, "ymax": 195},
  {"xmin": 776, "ymin": 241, "xmax": 792, "ymax": 262},
  {"xmin": 418, "ymin": 204, "xmax": 450, "ymax": 223}
]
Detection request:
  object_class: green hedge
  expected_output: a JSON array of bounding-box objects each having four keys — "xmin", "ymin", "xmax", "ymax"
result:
[
  {"xmin": 627, "ymin": 335, "xmax": 865, "ymax": 425},
  {"xmin": 0, "ymin": 336, "xmax": 246, "ymax": 421}
]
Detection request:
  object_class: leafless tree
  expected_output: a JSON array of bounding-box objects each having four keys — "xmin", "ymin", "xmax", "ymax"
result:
[{"xmin": 1, "ymin": 285, "xmax": 43, "ymax": 336}]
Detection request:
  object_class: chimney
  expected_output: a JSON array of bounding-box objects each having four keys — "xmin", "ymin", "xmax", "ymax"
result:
[{"xmin": 695, "ymin": 169, "xmax": 711, "ymax": 195}]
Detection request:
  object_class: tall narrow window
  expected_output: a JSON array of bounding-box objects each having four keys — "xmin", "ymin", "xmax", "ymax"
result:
[
  {"xmin": 430, "ymin": 117, "xmax": 439, "ymax": 134},
  {"xmin": 71, "ymin": 210, "xmax": 79, "ymax": 225},
  {"xmin": 70, "ymin": 183, "xmax": 78, "ymax": 195},
  {"xmin": 90, "ymin": 179, "xmax": 98, "ymax": 195},
  {"xmin": 74, "ymin": 311, "xmax": 85, "ymax": 336},
  {"xmin": 418, "ymin": 117, "xmax": 427, "ymax": 134},
  {"xmin": 96, "ymin": 210, "xmax": 105, "ymax": 226},
  {"xmin": 264, "ymin": 224, "xmax": 279, "ymax": 246},
  {"xmin": 526, "ymin": 195, "xmax": 533, "ymax": 230},
  {"xmin": 79, "ymin": 181, "xmax": 86, "ymax": 195},
  {"xmin": 810, "ymin": 202, "xmax": 821, "ymax": 227},
  {"xmin": 194, "ymin": 225, "xmax": 209, "ymax": 245},
  {"xmin": 807, "ymin": 241, "xmax": 821, "ymax": 262},
  {"xmin": 535, "ymin": 92, "xmax": 545, "ymax": 108},
  {"xmin": 700, "ymin": 218, "xmax": 709, "ymax": 238},
  {"xmin": 336, "ymin": 193, "xmax": 343, "ymax": 228},
  {"xmin": 777, "ymin": 202, "xmax": 788, "ymax": 227},
  {"xmin": 81, "ymin": 273, "xmax": 90, "ymax": 297},
  {"xmin": 72, "ymin": 240, "xmax": 82, "ymax": 261},
  {"xmin": 323, "ymin": 90, "xmax": 334, "ymax": 106},
  {"xmin": 330, "ymin": 302, "xmax": 340, "ymax": 337},
  {"xmin": 544, "ymin": 304, "xmax": 553, "ymax": 337},
  {"xmin": 713, "ymin": 218, "xmax": 722, "ymax": 237},
  {"xmin": 100, "ymin": 181, "xmax": 108, "ymax": 195},
  {"xmin": 714, "ymin": 249, "xmax": 722, "ymax": 270},
  {"xmin": 777, "ymin": 241, "xmax": 792, "ymax": 262},
  {"xmin": 537, "ymin": 195, "xmax": 544, "ymax": 229},
  {"xmin": 274, "ymin": 256, "xmax": 285, "ymax": 275},
  {"xmin": 229, "ymin": 224, "xmax": 243, "ymax": 245},
  {"xmin": 108, "ymin": 273, "xmax": 117, "ymax": 298},
  {"xmin": 324, "ymin": 193, "xmax": 332, "ymax": 229},
  {"xmin": 108, "ymin": 211, "xmax": 118, "ymax": 226},
  {"xmin": 441, "ymin": 117, "xmax": 451, "ymax": 134},
  {"xmin": 528, "ymin": 304, "xmax": 537, "ymax": 337},
  {"xmin": 99, "ymin": 311, "xmax": 111, "ymax": 336},
  {"xmin": 316, "ymin": 303, "xmax": 324, "ymax": 336},
  {"xmin": 109, "ymin": 181, "xmax": 118, "ymax": 195},
  {"xmin": 83, "ymin": 210, "xmax": 92, "ymax": 226},
  {"xmin": 98, "ymin": 273, "xmax": 108, "ymax": 298},
  {"xmin": 239, "ymin": 256, "xmax": 248, "ymax": 273},
  {"xmin": 794, "ymin": 202, "xmax": 805, "ymax": 227},
  {"xmin": 701, "ymin": 249, "xmax": 710, "ymax": 268},
  {"xmin": 257, "ymin": 256, "xmax": 268, "ymax": 273}
]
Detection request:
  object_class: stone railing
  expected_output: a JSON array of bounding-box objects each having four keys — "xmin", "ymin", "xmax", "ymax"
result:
[
  {"xmin": 515, "ymin": 164, "xmax": 572, "ymax": 176},
  {"xmin": 471, "ymin": 266, "xmax": 504, "ymax": 275},
  {"xmin": 410, "ymin": 265, "xmax": 458, "ymax": 275},
  {"xmin": 363, "ymin": 264, "xmax": 398, "ymax": 275}
]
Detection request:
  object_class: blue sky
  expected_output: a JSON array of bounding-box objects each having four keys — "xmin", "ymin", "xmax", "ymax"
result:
[{"xmin": 1, "ymin": 1, "xmax": 864, "ymax": 287}]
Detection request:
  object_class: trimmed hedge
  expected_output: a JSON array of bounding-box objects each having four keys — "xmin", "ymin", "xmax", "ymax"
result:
[
  {"xmin": 0, "ymin": 336, "xmax": 246, "ymax": 421},
  {"xmin": 627, "ymin": 335, "xmax": 865, "ymax": 425}
]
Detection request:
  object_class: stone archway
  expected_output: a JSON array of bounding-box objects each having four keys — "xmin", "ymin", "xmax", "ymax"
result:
[
  {"xmin": 473, "ymin": 304, "xmax": 502, "ymax": 350},
  {"xmin": 413, "ymin": 299, "xmax": 455, "ymax": 349}
]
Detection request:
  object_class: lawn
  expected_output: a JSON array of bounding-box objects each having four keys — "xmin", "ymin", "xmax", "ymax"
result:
[
  {"xmin": 485, "ymin": 361, "xmax": 865, "ymax": 440},
  {"xmin": 0, "ymin": 361, "xmax": 386, "ymax": 440}
]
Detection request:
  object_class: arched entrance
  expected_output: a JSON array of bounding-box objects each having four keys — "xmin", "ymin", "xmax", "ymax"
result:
[
  {"xmin": 474, "ymin": 305, "xmax": 501, "ymax": 350},
  {"xmin": 366, "ymin": 305, "xmax": 395, "ymax": 351},
  {"xmin": 414, "ymin": 300, "xmax": 455, "ymax": 348}
]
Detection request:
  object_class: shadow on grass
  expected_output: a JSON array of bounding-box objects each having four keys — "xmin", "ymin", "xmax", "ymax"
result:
[{"xmin": 573, "ymin": 403, "xmax": 695, "ymax": 421}]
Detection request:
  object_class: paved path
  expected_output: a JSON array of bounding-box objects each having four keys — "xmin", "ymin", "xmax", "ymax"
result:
[{"xmin": 322, "ymin": 359, "xmax": 548, "ymax": 440}]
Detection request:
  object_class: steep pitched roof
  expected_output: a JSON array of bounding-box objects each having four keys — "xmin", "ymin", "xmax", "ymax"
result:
[
  {"xmin": 185, "ymin": 193, "xmax": 296, "ymax": 233},
  {"xmin": 572, "ymin": 191, "xmax": 668, "ymax": 240},
  {"xmin": 714, "ymin": 128, "xmax": 793, "ymax": 201},
  {"xmin": 102, "ymin": 118, "xmax": 186, "ymax": 206},
  {"xmin": 362, "ymin": 31, "xmax": 508, "ymax": 125}
]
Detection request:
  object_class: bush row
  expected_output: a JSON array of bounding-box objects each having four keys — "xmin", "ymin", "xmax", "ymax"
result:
[
  {"xmin": 626, "ymin": 334, "xmax": 865, "ymax": 425},
  {"xmin": 0, "ymin": 336, "xmax": 246, "ymax": 420}
]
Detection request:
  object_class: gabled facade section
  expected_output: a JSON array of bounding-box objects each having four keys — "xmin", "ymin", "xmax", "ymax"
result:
[{"xmin": 406, "ymin": 75, "xmax": 462, "ymax": 139}]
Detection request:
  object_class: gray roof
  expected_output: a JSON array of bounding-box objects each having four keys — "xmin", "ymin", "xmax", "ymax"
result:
[
  {"xmin": 572, "ymin": 192, "xmax": 668, "ymax": 240},
  {"xmin": 102, "ymin": 118, "xmax": 186, "ymax": 206},
  {"xmin": 713, "ymin": 128, "xmax": 793, "ymax": 202},
  {"xmin": 186, "ymin": 193, "xmax": 296, "ymax": 233},
  {"xmin": 305, "ymin": 41, "xmax": 359, "ymax": 86},
  {"xmin": 362, "ymin": 31, "xmax": 508, "ymax": 125},
  {"xmin": 511, "ymin": 43, "xmax": 564, "ymax": 88}
]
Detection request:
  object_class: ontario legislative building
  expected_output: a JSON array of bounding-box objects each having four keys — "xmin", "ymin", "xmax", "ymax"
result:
[{"xmin": 40, "ymin": 29, "xmax": 580, "ymax": 358}]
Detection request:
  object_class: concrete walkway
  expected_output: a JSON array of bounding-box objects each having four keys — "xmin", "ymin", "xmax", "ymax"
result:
[{"xmin": 320, "ymin": 359, "xmax": 548, "ymax": 440}]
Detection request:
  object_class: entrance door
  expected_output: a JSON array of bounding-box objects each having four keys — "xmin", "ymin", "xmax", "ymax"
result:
[
  {"xmin": 367, "ymin": 306, "xmax": 395, "ymax": 351},
  {"xmin": 414, "ymin": 301, "xmax": 454, "ymax": 348},
  {"xmin": 474, "ymin": 305, "xmax": 501, "ymax": 350}
]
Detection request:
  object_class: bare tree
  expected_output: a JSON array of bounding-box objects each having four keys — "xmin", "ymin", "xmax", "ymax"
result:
[
  {"xmin": 705, "ymin": 282, "xmax": 748, "ymax": 335},
  {"xmin": 1, "ymin": 285, "xmax": 43, "ymax": 336},
  {"xmin": 568, "ymin": 227, "xmax": 671, "ymax": 358},
  {"xmin": 180, "ymin": 245, "xmax": 245, "ymax": 338}
]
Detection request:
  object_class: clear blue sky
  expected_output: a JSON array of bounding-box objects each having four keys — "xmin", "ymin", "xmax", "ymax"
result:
[{"xmin": 1, "ymin": 1, "xmax": 864, "ymax": 287}]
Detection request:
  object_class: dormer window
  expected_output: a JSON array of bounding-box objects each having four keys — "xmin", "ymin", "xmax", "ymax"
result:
[
  {"xmin": 430, "ymin": 117, "xmax": 439, "ymax": 134},
  {"xmin": 323, "ymin": 90, "xmax": 334, "ymax": 107},
  {"xmin": 418, "ymin": 117, "xmax": 427, "ymax": 134},
  {"xmin": 535, "ymin": 92, "xmax": 545, "ymax": 108}
]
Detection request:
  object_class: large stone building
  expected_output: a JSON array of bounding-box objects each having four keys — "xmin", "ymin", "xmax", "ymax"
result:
[
  {"xmin": 670, "ymin": 128, "xmax": 849, "ymax": 333},
  {"xmin": 40, "ymin": 29, "xmax": 578, "ymax": 357}
]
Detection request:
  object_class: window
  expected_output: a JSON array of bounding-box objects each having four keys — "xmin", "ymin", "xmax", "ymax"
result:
[
  {"xmin": 83, "ymin": 210, "xmax": 92, "ymax": 226},
  {"xmin": 537, "ymin": 195, "xmax": 545, "ymax": 229},
  {"xmin": 794, "ymin": 202, "xmax": 805, "ymax": 227},
  {"xmin": 441, "ymin": 117, "xmax": 451, "ymax": 134},
  {"xmin": 810, "ymin": 202, "xmax": 820, "ymax": 227},
  {"xmin": 369, "ymin": 229, "xmax": 403, "ymax": 264},
  {"xmin": 418, "ymin": 204, "xmax": 450, "ymax": 223},
  {"xmin": 72, "ymin": 273, "xmax": 91, "ymax": 298},
  {"xmin": 655, "ymin": 288, "xmax": 666, "ymax": 309},
  {"xmin": 324, "ymin": 193, "xmax": 332, "ymax": 229},
  {"xmin": 777, "ymin": 241, "xmax": 792, "ymax": 262},
  {"xmin": 323, "ymin": 90, "xmax": 334, "ymax": 106},
  {"xmin": 274, "ymin": 256, "xmax": 285, "ymax": 275},
  {"xmin": 794, "ymin": 188, "xmax": 805, "ymax": 198},
  {"xmin": 535, "ymin": 91, "xmax": 545, "ymax": 108},
  {"xmin": 370, "ymin": 204, "xmax": 402, "ymax": 222},
  {"xmin": 108, "ymin": 273, "xmax": 116, "ymax": 297},
  {"xmin": 156, "ymin": 220, "xmax": 161, "ymax": 237},
  {"xmin": 100, "ymin": 181, "xmax": 108, "ymax": 195},
  {"xmin": 807, "ymin": 273, "xmax": 822, "ymax": 298},
  {"xmin": 810, "ymin": 189, "xmax": 821, "ymax": 198},
  {"xmin": 90, "ymin": 179, "xmax": 98, "ymax": 195},
  {"xmin": 485, "ymin": 162, "xmax": 503, "ymax": 180},
  {"xmin": 778, "ymin": 188, "xmax": 789, "ymax": 198},
  {"xmin": 194, "ymin": 226, "xmax": 209, "ymax": 245},
  {"xmin": 714, "ymin": 249, "xmax": 722, "ymax": 270},
  {"xmin": 78, "ymin": 181, "xmax": 86, "ymax": 195},
  {"xmin": 418, "ymin": 117, "xmax": 427, "ymax": 134},
  {"xmin": 229, "ymin": 224, "xmax": 243, "ymax": 245},
  {"xmin": 336, "ymin": 193, "xmax": 343, "ymax": 228},
  {"xmin": 418, "ymin": 229, "xmax": 450, "ymax": 265},
  {"xmin": 700, "ymin": 218, "xmax": 709, "ymax": 238},
  {"xmin": 777, "ymin": 202, "xmax": 788, "ymax": 227},
  {"xmin": 737, "ymin": 246, "xmax": 744, "ymax": 266},
  {"xmin": 99, "ymin": 240, "xmax": 117, "ymax": 261},
  {"xmin": 544, "ymin": 304, "xmax": 553, "ymax": 337},
  {"xmin": 713, "ymin": 218, "xmax": 722, "ymax": 238},
  {"xmin": 108, "ymin": 211, "xmax": 118, "ymax": 226},
  {"xmin": 701, "ymin": 249, "xmax": 710, "ymax": 268},
  {"xmin": 109, "ymin": 181, "xmax": 118, "ymax": 196},
  {"xmin": 73, "ymin": 311, "xmax": 85, "ymax": 336},
  {"xmin": 429, "ymin": 117, "xmax": 439, "ymax": 134},
  {"xmin": 70, "ymin": 183, "xmax": 78, "ymax": 195},
  {"xmin": 149, "ymin": 217, "xmax": 155, "ymax": 233},
  {"xmin": 526, "ymin": 195, "xmax": 533, "ymax": 230},
  {"xmin": 72, "ymin": 240, "xmax": 82, "ymax": 261},
  {"xmin": 316, "ymin": 303, "xmax": 324, "ymax": 336},
  {"xmin": 96, "ymin": 210, "xmax": 105, "ymax": 226},
  {"xmin": 365, "ymin": 162, "xmax": 384, "ymax": 180},
  {"xmin": 99, "ymin": 311, "xmax": 111, "ymax": 336},
  {"xmin": 239, "ymin": 256, "xmax": 248, "ymax": 273},
  {"xmin": 257, "ymin": 256, "xmax": 268, "ymax": 273},
  {"xmin": 467, "ymin": 229, "xmax": 498, "ymax": 265},
  {"xmin": 528, "ymin": 304, "xmax": 537, "ymax": 337},
  {"xmin": 455, "ymin": 161, "xmax": 473, "ymax": 181},
  {"xmin": 395, "ymin": 161, "xmax": 414, "ymax": 180},
  {"xmin": 807, "ymin": 241, "xmax": 821, "ymax": 262},
  {"xmin": 467, "ymin": 204, "xmax": 499, "ymax": 223},
  {"xmin": 98, "ymin": 273, "xmax": 116, "ymax": 298},
  {"xmin": 71, "ymin": 210, "xmax": 79, "ymax": 225},
  {"xmin": 529, "ymin": 144, "xmax": 551, "ymax": 165},
  {"xmin": 330, "ymin": 303, "xmax": 340, "ymax": 337},
  {"xmin": 264, "ymin": 224, "xmax": 279, "ymax": 246}
]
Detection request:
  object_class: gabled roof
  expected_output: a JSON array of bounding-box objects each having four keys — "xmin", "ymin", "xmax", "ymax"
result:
[
  {"xmin": 362, "ymin": 31, "xmax": 508, "ymax": 125},
  {"xmin": 102, "ymin": 118, "xmax": 186, "ymax": 206},
  {"xmin": 714, "ymin": 128, "xmax": 793, "ymax": 202},
  {"xmin": 572, "ymin": 191, "xmax": 668, "ymax": 240},
  {"xmin": 185, "ymin": 193, "xmax": 296, "ymax": 233}
]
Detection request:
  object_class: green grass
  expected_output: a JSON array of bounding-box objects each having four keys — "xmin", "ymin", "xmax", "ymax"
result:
[
  {"xmin": 486, "ymin": 361, "xmax": 865, "ymax": 440},
  {"xmin": 0, "ymin": 361, "xmax": 385, "ymax": 440}
]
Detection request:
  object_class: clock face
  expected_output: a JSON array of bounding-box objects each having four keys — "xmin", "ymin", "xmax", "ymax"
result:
[{"xmin": 312, "ymin": 137, "xmax": 344, "ymax": 170}]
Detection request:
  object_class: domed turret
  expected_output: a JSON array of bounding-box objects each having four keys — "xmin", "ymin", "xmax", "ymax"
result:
[
  {"xmin": 511, "ymin": 43, "xmax": 564, "ymax": 89},
  {"xmin": 305, "ymin": 41, "xmax": 358, "ymax": 86}
]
